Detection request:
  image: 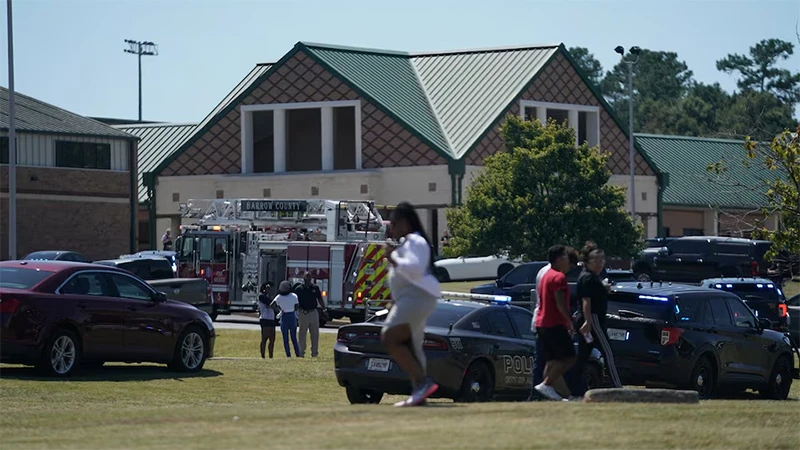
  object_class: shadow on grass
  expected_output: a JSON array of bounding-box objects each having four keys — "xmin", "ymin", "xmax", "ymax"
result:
[
  {"xmin": 716, "ymin": 389, "xmax": 798, "ymax": 402},
  {"xmin": 0, "ymin": 364, "xmax": 223, "ymax": 382}
]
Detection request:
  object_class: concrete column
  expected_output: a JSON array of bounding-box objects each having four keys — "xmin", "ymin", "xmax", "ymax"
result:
[
  {"xmin": 568, "ymin": 109, "xmax": 579, "ymax": 147},
  {"xmin": 273, "ymin": 109, "xmax": 286, "ymax": 173},
  {"xmin": 536, "ymin": 107, "xmax": 547, "ymax": 125},
  {"xmin": 240, "ymin": 111, "xmax": 253, "ymax": 173},
  {"xmin": 321, "ymin": 106, "xmax": 334, "ymax": 171}
]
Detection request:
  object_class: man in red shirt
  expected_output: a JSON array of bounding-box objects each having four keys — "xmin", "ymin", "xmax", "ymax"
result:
[{"xmin": 533, "ymin": 245, "xmax": 577, "ymax": 401}]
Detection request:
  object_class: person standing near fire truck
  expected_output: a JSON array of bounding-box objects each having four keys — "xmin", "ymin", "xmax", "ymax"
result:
[
  {"xmin": 258, "ymin": 282, "xmax": 276, "ymax": 359},
  {"xmin": 295, "ymin": 271, "xmax": 325, "ymax": 358},
  {"xmin": 271, "ymin": 280, "xmax": 300, "ymax": 358}
]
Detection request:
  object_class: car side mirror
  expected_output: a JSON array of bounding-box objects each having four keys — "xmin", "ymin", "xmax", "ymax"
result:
[
  {"xmin": 757, "ymin": 318, "xmax": 772, "ymax": 330},
  {"xmin": 658, "ymin": 247, "xmax": 670, "ymax": 256},
  {"xmin": 153, "ymin": 291, "xmax": 168, "ymax": 303},
  {"xmin": 495, "ymin": 279, "xmax": 503, "ymax": 287}
]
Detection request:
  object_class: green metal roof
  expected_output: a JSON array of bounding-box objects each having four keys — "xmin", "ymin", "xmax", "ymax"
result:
[
  {"xmin": 116, "ymin": 122, "xmax": 199, "ymax": 203},
  {"xmin": 411, "ymin": 46, "xmax": 557, "ymax": 156},
  {"xmin": 1, "ymin": 87, "xmax": 135, "ymax": 139},
  {"xmin": 635, "ymin": 134, "xmax": 782, "ymax": 209},
  {"xmin": 302, "ymin": 42, "xmax": 559, "ymax": 160},
  {"xmin": 302, "ymin": 44, "xmax": 450, "ymax": 154}
]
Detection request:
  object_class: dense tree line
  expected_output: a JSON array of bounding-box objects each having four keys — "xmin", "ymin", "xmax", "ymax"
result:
[{"xmin": 569, "ymin": 38, "xmax": 799, "ymax": 141}]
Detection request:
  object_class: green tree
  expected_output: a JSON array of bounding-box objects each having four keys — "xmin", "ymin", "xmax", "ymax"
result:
[
  {"xmin": 708, "ymin": 124, "xmax": 800, "ymax": 262},
  {"xmin": 602, "ymin": 49, "xmax": 695, "ymax": 132},
  {"xmin": 718, "ymin": 90, "xmax": 796, "ymax": 141},
  {"xmin": 568, "ymin": 47, "xmax": 604, "ymax": 86},
  {"xmin": 716, "ymin": 38, "xmax": 800, "ymax": 104},
  {"xmin": 445, "ymin": 115, "xmax": 643, "ymax": 260}
]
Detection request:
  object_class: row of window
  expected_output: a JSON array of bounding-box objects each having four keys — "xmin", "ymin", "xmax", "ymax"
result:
[
  {"xmin": 0, "ymin": 137, "xmax": 111, "ymax": 170},
  {"xmin": 676, "ymin": 294, "xmax": 758, "ymax": 329}
]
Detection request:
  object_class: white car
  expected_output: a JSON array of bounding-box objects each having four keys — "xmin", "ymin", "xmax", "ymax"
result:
[{"xmin": 433, "ymin": 255, "xmax": 518, "ymax": 282}]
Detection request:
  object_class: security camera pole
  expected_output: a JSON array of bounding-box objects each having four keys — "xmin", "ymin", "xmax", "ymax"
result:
[
  {"xmin": 614, "ymin": 45, "xmax": 641, "ymax": 222},
  {"xmin": 6, "ymin": 0, "xmax": 17, "ymax": 259},
  {"xmin": 124, "ymin": 40, "xmax": 158, "ymax": 121}
]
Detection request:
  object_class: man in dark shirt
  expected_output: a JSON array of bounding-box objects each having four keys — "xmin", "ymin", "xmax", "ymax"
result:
[
  {"xmin": 295, "ymin": 271, "xmax": 325, "ymax": 358},
  {"xmin": 565, "ymin": 241, "xmax": 623, "ymax": 397}
]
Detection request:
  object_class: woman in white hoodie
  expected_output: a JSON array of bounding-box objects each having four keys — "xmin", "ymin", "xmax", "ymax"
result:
[{"xmin": 380, "ymin": 202, "xmax": 442, "ymax": 407}]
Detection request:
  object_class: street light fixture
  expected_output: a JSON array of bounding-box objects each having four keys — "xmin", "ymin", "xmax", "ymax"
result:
[
  {"xmin": 123, "ymin": 39, "xmax": 158, "ymax": 121},
  {"xmin": 615, "ymin": 45, "xmax": 641, "ymax": 222}
]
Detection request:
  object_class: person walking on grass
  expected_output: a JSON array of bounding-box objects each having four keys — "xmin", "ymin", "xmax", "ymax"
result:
[
  {"xmin": 295, "ymin": 271, "xmax": 325, "ymax": 358},
  {"xmin": 564, "ymin": 242, "xmax": 623, "ymax": 396},
  {"xmin": 380, "ymin": 202, "xmax": 442, "ymax": 407},
  {"xmin": 530, "ymin": 247, "xmax": 579, "ymax": 401},
  {"xmin": 271, "ymin": 280, "xmax": 300, "ymax": 358},
  {"xmin": 258, "ymin": 282, "xmax": 277, "ymax": 359},
  {"xmin": 533, "ymin": 245, "xmax": 577, "ymax": 401}
]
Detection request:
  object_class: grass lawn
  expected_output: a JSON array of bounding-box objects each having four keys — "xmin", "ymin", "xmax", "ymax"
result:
[
  {"xmin": 2, "ymin": 330, "xmax": 799, "ymax": 449},
  {"xmin": 783, "ymin": 278, "xmax": 799, "ymax": 299}
]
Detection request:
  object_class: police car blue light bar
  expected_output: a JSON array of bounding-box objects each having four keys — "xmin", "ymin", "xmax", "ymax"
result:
[
  {"xmin": 492, "ymin": 295, "xmax": 512, "ymax": 304},
  {"xmin": 440, "ymin": 291, "xmax": 515, "ymax": 304},
  {"xmin": 639, "ymin": 294, "xmax": 669, "ymax": 302}
]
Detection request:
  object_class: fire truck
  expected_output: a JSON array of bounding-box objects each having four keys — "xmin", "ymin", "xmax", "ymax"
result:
[{"xmin": 174, "ymin": 198, "xmax": 393, "ymax": 323}]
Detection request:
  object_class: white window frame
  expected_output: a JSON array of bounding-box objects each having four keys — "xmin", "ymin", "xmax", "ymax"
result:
[
  {"xmin": 240, "ymin": 100, "xmax": 362, "ymax": 174},
  {"xmin": 519, "ymin": 100, "xmax": 601, "ymax": 148}
]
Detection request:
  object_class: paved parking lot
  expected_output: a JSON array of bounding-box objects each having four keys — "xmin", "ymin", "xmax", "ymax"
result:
[{"xmin": 213, "ymin": 314, "xmax": 346, "ymax": 333}]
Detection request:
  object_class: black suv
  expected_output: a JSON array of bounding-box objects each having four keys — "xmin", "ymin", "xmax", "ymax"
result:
[
  {"xmin": 699, "ymin": 278, "xmax": 791, "ymax": 334},
  {"xmin": 632, "ymin": 236, "xmax": 771, "ymax": 283},
  {"xmin": 604, "ymin": 282, "xmax": 796, "ymax": 399}
]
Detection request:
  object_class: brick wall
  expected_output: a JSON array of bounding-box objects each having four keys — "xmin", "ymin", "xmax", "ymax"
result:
[
  {"xmin": 0, "ymin": 166, "xmax": 130, "ymax": 197},
  {"xmin": 0, "ymin": 198, "xmax": 130, "ymax": 261},
  {"xmin": 0, "ymin": 166, "xmax": 132, "ymax": 261}
]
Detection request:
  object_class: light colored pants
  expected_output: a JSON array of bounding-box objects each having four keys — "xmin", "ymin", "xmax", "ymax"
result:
[
  {"xmin": 298, "ymin": 309, "xmax": 320, "ymax": 357},
  {"xmin": 381, "ymin": 296, "xmax": 437, "ymax": 374}
]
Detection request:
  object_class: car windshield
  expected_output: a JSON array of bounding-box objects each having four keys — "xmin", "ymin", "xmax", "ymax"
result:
[
  {"xmin": 0, "ymin": 267, "xmax": 55, "ymax": 289},
  {"xmin": 23, "ymin": 251, "xmax": 60, "ymax": 260},
  {"xmin": 715, "ymin": 284, "xmax": 784, "ymax": 303}
]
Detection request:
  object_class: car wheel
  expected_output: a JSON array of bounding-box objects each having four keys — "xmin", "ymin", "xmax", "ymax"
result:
[
  {"xmin": 690, "ymin": 356, "xmax": 716, "ymax": 399},
  {"xmin": 434, "ymin": 267, "xmax": 451, "ymax": 282},
  {"xmin": 584, "ymin": 362, "xmax": 603, "ymax": 390},
  {"xmin": 456, "ymin": 361, "xmax": 494, "ymax": 403},
  {"xmin": 634, "ymin": 268, "xmax": 652, "ymax": 282},
  {"xmin": 497, "ymin": 263, "xmax": 514, "ymax": 279},
  {"xmin": 38, "ymin": 329, "xmax": 81, "ymax": 377},
  {"xmin": 759, "ymin": 355, "xmax": 792, "ymax": 400},
  {"xmin": 345, "ymin": 387, "xmax": 383, "ymax": 404},
  {"xmin": 168, "ymin": 326, "xmax": 208, "ymax": 372}
]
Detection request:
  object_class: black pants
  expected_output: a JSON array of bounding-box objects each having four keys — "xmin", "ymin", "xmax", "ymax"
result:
[{"xmin": 564, "ymin": 313, "xmax": 623, "ymax": 396}]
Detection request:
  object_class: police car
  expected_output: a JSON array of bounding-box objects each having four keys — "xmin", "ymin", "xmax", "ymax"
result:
[
  {"xmin": 333, "ymin": 295, "xmax": 607, "ymax": 404},
  {"xmin": 700, "ymin": 278, "xmax": 791, "ymax": 332}
]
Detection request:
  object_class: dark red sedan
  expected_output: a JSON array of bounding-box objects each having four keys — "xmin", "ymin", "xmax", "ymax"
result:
[{"xmin": 0, "ymin": 260, "xmax": 215, "ymax": 377}]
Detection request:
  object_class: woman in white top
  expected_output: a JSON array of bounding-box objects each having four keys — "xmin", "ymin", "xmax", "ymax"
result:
[
  {"xmin": 380, "ymin": 202, "xmax": 442, "ymax": 407},
  {"xmin": 271, "ymin": 280, "xmax": 300, "ymax": 357},
  {"xmin": 258, "ymin": 282, "xmax": 276, "ymax": 359}
]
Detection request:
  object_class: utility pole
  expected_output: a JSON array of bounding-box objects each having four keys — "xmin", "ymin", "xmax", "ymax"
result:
[
  {"xmin": 614, "ymin": 45, "xmax": 641, "ymax": 222},
  {"xmin": 123, "ymin": 40, "xmax": 158, "ymax": 121},
  {"xmin": 6, "ymin": 0, "xmax": 17, "ymax": 260}
]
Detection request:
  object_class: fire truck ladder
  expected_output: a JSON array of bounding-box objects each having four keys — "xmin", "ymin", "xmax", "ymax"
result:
[{"xmin": 179, "ymin": 198, "xmax": 387, "ymax": 240}]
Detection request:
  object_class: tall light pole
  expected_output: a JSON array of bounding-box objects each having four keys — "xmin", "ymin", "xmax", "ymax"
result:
[
  {"xmin": 6, "ymin": 0, "xmax": 17, "ymax": 259},
  {"xmin": 123, "ymin": 39, "xmax": 158, "ymax": 121},
  {"xmin": 614, "ymin": 45, "xmax": 641, "ymax": 222}
]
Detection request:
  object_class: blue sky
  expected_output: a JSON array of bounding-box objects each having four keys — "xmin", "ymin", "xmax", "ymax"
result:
[{"xmin": 1, "ymin": 0, "xmax": 798, "ymax": 123}]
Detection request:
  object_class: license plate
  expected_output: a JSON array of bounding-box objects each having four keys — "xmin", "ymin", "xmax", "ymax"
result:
[
  {"xmin": 367, "ymin": 358, "xmax": 391, "ymax": 372},
  {"xmin": 607, "ymin": 328, "xmax": 628, "ymax": 341}
]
